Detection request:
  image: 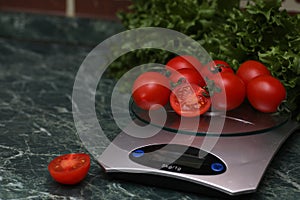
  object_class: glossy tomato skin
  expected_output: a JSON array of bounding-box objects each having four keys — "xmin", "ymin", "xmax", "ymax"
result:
[
  {"xmin": 48, "ymin": 153, "xmax": 90, "ymax": 185},
  {"xmin": 169, "ymin": 68, "xmax": 206, "ymax": 87},
  {"xmin": 132, "ymin": 72, "xmax": 171, "ymax": 110},
  {"xmin": 166, "ymin": 55, "xmax": 203, "ymax": 71},
  {"xmin": 210, "ymin": 73, "xmax": 246, "ymax": 111},
  {"xmin": 170, "ymin": 83, "xmax": 211, "ymax": 117},
  {"xmin": 236, "ymin": 60, "xmax": 271, "ymax": 86},
  {"xmin": 201, "ymin": 60, "xmax": 234, "ymax": 79},
  {"xmin": 247, "ymin": 75, "xmax": 286, "ymax": 113}
]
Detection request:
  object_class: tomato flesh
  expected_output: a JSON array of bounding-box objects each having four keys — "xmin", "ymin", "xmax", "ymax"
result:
[
  {"xmin": 170, "ymin": 84, "xmax": 211, "ymax": 117},
  {"xmin": 48, "ymin": 153, "xmax": 90, "ymax": 185}
]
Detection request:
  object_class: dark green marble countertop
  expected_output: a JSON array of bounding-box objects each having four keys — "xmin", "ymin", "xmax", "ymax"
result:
[{"xmin": 0, "ymin": 11, "xmax": 299, "ymax": 200}]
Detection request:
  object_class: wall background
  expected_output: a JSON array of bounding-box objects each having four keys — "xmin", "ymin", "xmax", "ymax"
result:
[{"xmin": 0, "ymin": 0, "xmax": 299, "ymax": 20}]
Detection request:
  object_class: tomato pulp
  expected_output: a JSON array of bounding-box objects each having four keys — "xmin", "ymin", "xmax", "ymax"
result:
[
  {"xmin": 170, "ymin": 84, "xmax": 211, "ymax": 117},
  {"xmin": 48, "ymin": 153, "xmax": 90, "ymax": 185}
]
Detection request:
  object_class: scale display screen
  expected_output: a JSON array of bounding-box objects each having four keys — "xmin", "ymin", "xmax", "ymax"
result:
[{"xmin": 129, "ymin": 144, "xmax": 226, "ymax": 175}]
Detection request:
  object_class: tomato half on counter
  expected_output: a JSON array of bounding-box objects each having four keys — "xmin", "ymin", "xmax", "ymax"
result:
[
  {"xmin": 132, "ymin": 72, "xmax": 171, "ymax": 110},
  {"xmin": 170, "ymin": 83, "xmax": 211, "ymax": 117},
  {"xmin": 48, "ymin": 153, "xmax": 90, "ymax": 185}
]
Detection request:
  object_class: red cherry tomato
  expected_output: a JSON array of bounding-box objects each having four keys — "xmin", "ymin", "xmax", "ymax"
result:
[
  {"xmin": 166, "ymin": 55, "xmax": 203, "ymax": 71},
  {"xmin": 48, "ymin": 153, "xmax": 90, "ymax": 185},
  {"xmin": 210, "ymin": 73, "xmax": 246, "ymax": 111},
  {"xmin": 169, "ymin": 68, "xmax": 206, "ymax": 87},
  {"xmin": 236, "ymin": 60, "xmax": 271, "ymax": 86},
  {"xmin": 170, "ymin": 83, "xmax": 211, "ymax": 117},
  {"xmin": 132, "ymin": 72, "xmax": 171, "ymax": 110},
  {"xmin": 201, "ymin": 60, "xmax": 234, "ymax": 79},
  {"xmin": 247, "ymin": 75, "xmax": 286, "ymax": 113}
]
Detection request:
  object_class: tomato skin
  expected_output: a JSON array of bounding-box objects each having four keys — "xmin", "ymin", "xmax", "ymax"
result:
[
  {"xmin": 201, "ymin": 60, "xmax": 234, "ymax": 78},
  {"xmin": 236, "ymin": 60, "xmax": 271, "ymax": 86},
  {"xmin": 169, "ymin": 68, "xmax": 206, "ymax": 87},
  {"xmin": 166, "ymin": 55, "xmax": 203, "ymax": 71},
  {"xmin": 132, "ymin": 72, "xmax": 171, "ymax": 110},
  {"xmin": 247, "ymin": 75, "xmax": 286, "ymax": 113},
  {"xmin": 210, "ymin": 73, "xmax": 246, "ymax": 111},
  {"xmin": 48, "ymin": 153, "xmax": 90, "ymax": 185},
  {"xmin": 170, "ymin": 83, "xmax": 211, "ymax": 117}
]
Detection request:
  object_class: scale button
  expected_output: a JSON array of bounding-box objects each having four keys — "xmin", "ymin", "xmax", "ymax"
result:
[
  {"xmin": 132, "ymin": 149, "xmax": 144, "ymax": 158},
  {"xmin": 211, "ymin": 162, "xmax": 224, "ymax": 172}
]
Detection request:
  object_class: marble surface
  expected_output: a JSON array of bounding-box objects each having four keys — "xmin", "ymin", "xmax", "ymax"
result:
[{"xmin": 0, "ymin": 11, "xmax": 300, "ymax": 200}]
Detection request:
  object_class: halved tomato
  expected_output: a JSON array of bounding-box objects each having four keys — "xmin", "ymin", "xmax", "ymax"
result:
[
  {"xmin": 170, "ymin": 84, "xmax": 211, "ymax": 117},
  {"xmin": 48, "ymin": 153, "xmax": 90, "ymax": 185}
]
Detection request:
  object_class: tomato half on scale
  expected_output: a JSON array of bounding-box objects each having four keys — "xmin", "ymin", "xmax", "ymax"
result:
[
  {"xmin": 132, "ymin": 72, "xmax": 171, "ymax": 110},
  {"xmin": 170, "ymin": 83, "xmax": 211, "ymax": 117},
  {"xmin": 48, "ymin": 153, "xmax": 90, "ymax": 185},
  {"xmin": 247, "ymin": 75, "xmax": 286, "ymax": 113}
]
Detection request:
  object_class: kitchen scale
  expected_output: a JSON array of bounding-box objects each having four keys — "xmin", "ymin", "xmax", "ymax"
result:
[{"xmin": 98, "ymin": 101, "xmax": 299, "ymax": 197}]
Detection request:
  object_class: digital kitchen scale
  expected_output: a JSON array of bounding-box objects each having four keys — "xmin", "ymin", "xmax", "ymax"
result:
[{"xmin": 98, "ymin": 101, "xmax": 299, "ymax": 197}]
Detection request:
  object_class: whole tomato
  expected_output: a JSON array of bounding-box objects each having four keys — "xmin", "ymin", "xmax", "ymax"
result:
[
  {"xmin": 236, "ymin": 60, "xmax": 271, "ymax": 86},
  {"xmin": 210, "ymin": 73, "xmax": 246, "ymax": 111},
  {"xmin": 201, "ymin": 60, "xmax": 234, "ymax": 79},
  {"xmin": 247, "ymin": 75, "xmax": 286, "ymax": 113},
  {"xmin": 166, "ymin": 55, "xmax": 203, "ymax": 71},
  {"xmin": 170, "ymin": 83, "xmax": 211, "ymax": 117},
  {"xmin": 132, "ymin": 72, "xmax": 171, "ymax": 110},
  {"xmin": 169, "ymin": 68, "xmax": 206, "ymax": 87}
]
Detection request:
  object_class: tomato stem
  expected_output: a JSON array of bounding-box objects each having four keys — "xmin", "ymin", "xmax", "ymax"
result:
[{"xmin": 203, "ymin": 78, "xmax": 221, "ymax": 96}]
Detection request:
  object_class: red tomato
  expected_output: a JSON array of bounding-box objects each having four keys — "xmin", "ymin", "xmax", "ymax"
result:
[
  {"xmin": 48, "ymin": 153, "xmax": 90, "ymax": 185},
  {"xmin": 210, "ymin": 73, "xmax": 246, "ymax": 111},
  {"xmin": 247, "ymin": 75, "xmax": 286, "ymax": 113},
  {"xmin": 132, "ymin": 72, "xmax": 171, "ymax": 110},
  {"xmin": 166, "ymin": 55, "xmax": 203, "ymax": 71},
  {"xmin": 201, "ymin": 60, "xmax": 234, "ymax": 78},
  {"xmin": 170, "ymin": 83, "xmax": 211, "ymax": 117},
  {"xmin": 169, "ymin": 68, "xmax": 206, "ymax": 87},
  {"xmin": 236, "ymin": 60, "xmax": 271, "ymax": 86}
]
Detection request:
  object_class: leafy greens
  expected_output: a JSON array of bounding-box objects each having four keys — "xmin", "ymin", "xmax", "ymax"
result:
[{"xmin": 112, "ymin": 0, "xmax": 300, "ymax": 120}]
